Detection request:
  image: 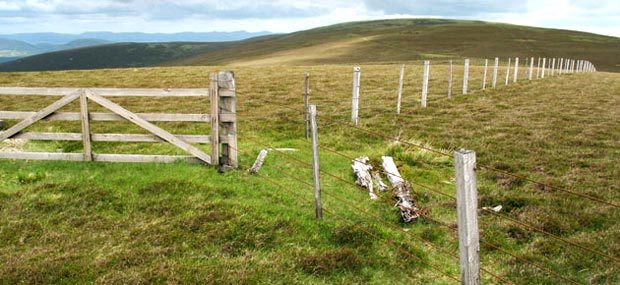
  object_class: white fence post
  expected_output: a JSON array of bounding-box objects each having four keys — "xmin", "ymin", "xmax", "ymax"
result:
[
  {"xmin": 559, "ymin": 58, "xmax": 564, "ymax": 75},
  {"xmin": 310, "ymin": 105, "xmax": 322, "ymax": 219},
  {"xmin": 448, "ymin": 60, "xmax": 453, "ymax": 98},
  {"xmin": 455, "ymin": 150, "xmax": 480, "ymax": 285},
  {"xmin": 492, "ymin": 58, "xmax": 498, "ymax": 88},
  {"xmin": 462, "ymin": 59, "xmax": 469, "ymax": 95},
  {"xmin": 513, "ymin": 57, "xmax": 519, "ymax": 83},
  {"xmin": 482, "ymin": 59, "xmax": 488, "ymax": 90},
  {"xmin": 422, "ymin": 60, "xmax": 430, "ymax": 107},
  {"xmin": 551, "ymin": 58, "xmax": 556, "ymax": 76},
  {"xmin": 505, "ymin": 58, "xmax": 511, "ymax": 85},
  {"xmin": 529, "ymin": 57, "xmax": 534, "ymax": 80},
  {"xmin": 536, "ymin": 57, "xmax": 541, "ymax": 79},
  {"xmin": 351, "ymin": 66, "xmax": 361, "ymax": 125},
  {"xmin": 541, "ymin": 58, "xmax": 546, "ymax": 78},
  {"xmin": 397, "ymin": 64, "xmax": 405, "ymax": 114}
]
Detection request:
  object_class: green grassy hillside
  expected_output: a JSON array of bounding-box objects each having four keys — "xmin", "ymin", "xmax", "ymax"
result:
[{"xmin": 0, "ymin": 63, "xmax": 618, "ymax": 283}]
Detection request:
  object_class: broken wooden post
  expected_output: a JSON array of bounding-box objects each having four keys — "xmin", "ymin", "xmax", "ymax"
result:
[
  {"xmin": 505, "ymin": 58, "xmax": 511, "ymax": 86},
  {"xmin": 455, "ymin": 150, "xmax": 480, "ymax": 285},
  {"xmin": 310, "ymin": 105, "xmax": 322, "ymax": 219},
  {"xmin": 513, "ymin": 57, "xmax": 519, "ymax": 83},
  {"xmin": 217, "ymin": 71, "xmax": 238, "ymax": 169},
  {"xmin": 382, "ymin": 156, "xmax": 420, "ymax": 222},
  {"xmin": 482, "ymin": 59, "xmax": 488, "ymax": 90},
  {"xmin": 249, "ymin": 149, "xmax": 268, "ymax": 174},
  {"xmin": 397, "ymin": 64, "xmax": 405, "ymax": 114},
  {"xmin": 351, "ymin": 66, "xmax": 361, "ymax": 125},
  {"xmin": 492, "ymin": 57, "xmax": 499, "ymax": 88},
  {"xmin": 352, "ymin": 156, "xmax": 378, "ymax": 200},
  {"xmin": 541, "ymin": 58, "xmax": 546, "ymax": 78},
  {"xmin": 462, "ymin": 59, "xmax": 469, "ymax": 95},
  {"xmin": 304, "ymin": 72, "xmax": 310, "ymax": 140},
  {"xmin": 422, "ymin": 61, "xmax": 430, "ymax": 107},
  {"xmin": 529, "ymin": 57, "xmax": 534, "ymax": 81},
  {"xmin": 448, "ymin": 60, "xmax": 453, "ymax": 97}
]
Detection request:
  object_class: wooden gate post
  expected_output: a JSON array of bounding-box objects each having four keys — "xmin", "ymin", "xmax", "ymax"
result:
[
  {"xmin": 351, "ymin": 66, "xmax": 361, "ymax": 125},
  {"xmin": 422, "ymin": 61, "xmax": 430, "ymax": 107},
  {"xmin": 482, "ymin": 59, "xmax": 488, "ymax": 90},
  {"xmin": 217, "ymin": 71, "xmax": 237, "ymax": 169},
  {"xmin": 455, "ymin": 150, "xmax": 480, "ymax": 285},
  {"xmin": 210, "ymin": 73, "xmax": 220, "ymax": 166},
  {"xmin": 462, "ymin": 59, "xmax": 469, "ymax": 95},
  {"xmin": 492, "ymin": 57, "xmax": 498, "ymax": 88},
  {"xmin": 310, "ymin": 105, "xmax": 322, "ymax": 219},
  {"xmin": 397, "ymin": 64, "xmax": 405, "ymax": 114},
  {"xmin": 448, "ymin": 60, "xmax": 453, "ymax": 98},
  {"xmin": 304, "ymin": 72, "xmax": 310, "ymax": 139}
]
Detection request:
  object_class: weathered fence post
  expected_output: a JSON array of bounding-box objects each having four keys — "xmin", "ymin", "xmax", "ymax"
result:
[
  {"xmin": 513, "ymin": 57, "xmax": 519, "ymax": 83},
  {"xmin": 455, "ymin": 150, "xmax": 480, "ymax": 285},
  {"xmin": 536, "ymin": 57, "xmax": 541, "ymax": 79},
  {"xmin": 492, "ymin": 57, "xmax": 498, "ymax": 88},
  {"xmin": 551, "ymin": 58, "xmax": 556, "ymax": 76},
  {"xmin": 448, "ymin": 60, "xmax": 453, "ymax": 98},
  {"xmin": 209, "ymin": 73, "xmax": 220, "ymax": 166},
  {"xmin": 351, "ymin": 66, "xmax": 361, "ymax": 125},
  {"xmin": 462, "ymin": 59, "xmax": 469, "ymax": 95},
  {"xmin": 79, "ymin": 89, "xmax": 92, "ymax": 161},
  {"xmin": 217, "ymin": 71, "xmax": 238, "ymax": 169},
  {"xmin": 397, "ymin": 64, "xmax": 405, "ymax": 114},
  {"xmin": 482, "ymin": 59, "xmax": 488, "ymax": 90},
  {"xmin": 422, "ymin": 60, "xmax": 430, "ymax": 107},
  {"xmin": 310, "ymin": 104, "xmax": 322, "ymax": 219},
  {"xmin": 559, "ymin": 58, "xmax": 564, "ymax": 75},
  {"xmin": 529, "ymin": 57, "xmax": 534, "ymax": 81},
  {"xmin": 505, "ymin": 58, "xmax": 511, "ymax": 85},
  {"xmin": 304, "ymin": 72, "xmax": 310, "ymax": 140},
  {"xmin": 541, "ymin": 58, "xmax": 546, "ymax": 78}
]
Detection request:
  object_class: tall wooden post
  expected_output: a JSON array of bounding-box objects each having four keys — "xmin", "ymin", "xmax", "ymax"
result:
[
  {"xmin": 541, "ymin": 58, "xmax": 546, "ymax": 78},
  {"xmin": 422, "ymin": 61, "xmax": 430, "ymax": 107},
  {"xmin": 217, "ymin": 71, "xmax": 237, "ymax": 169},
  {"xmin": 448, "ymin": 60, "xmax": 453, "ymax": 98},
  {"xmin": 528, "ymin": 57, "xmax": 534, "ymax": 80},
  {"xmin": 351, "ymin": 66, "xmax": 361, "ymax": 125},
  {"xmin": 79, "ymin": 89, "xmax": 92, "ymax": 161},
  {"xmin": 505, "ymin": 58, "xmax": 511, "ymax": 85},
  {"xmin": 492, "ymin": 57, "xmax": 498, "ymax": 88},
  {"xmin": 482, "ymin": 59, "xmax": 488, "ymax": 90},
  {"xmin": 559, "ymin": 58, "xmax": 564, "ymax": 75},
  {"xmin": 462, "ymin": 59, "xmax": 469, "ymax": 95},
  {"xmin": 209, "ymin": 73, "xmax": 220, "ymax": 166},
  {"xmin": 536, "ymin": 57, "xmax": 541, "ymax": 79},
  {"xmin": 397, "ymin": 64, "xmax": 405, "ymax": 114},
  {"xmin": 551, "ymin": 58, "xmax": 556, "ymax": 76},
  {"xmin": 304, "ymin": 72, "xmax": 310, "ymax": 140},
  {"xmin": 310, "ymin": 105, "xmax": 322, "ymax": 219},
  {"xmin": 513, "ymin": 57, "xmax": 519, "ymax": 83},
  {"xmin": 455, "ymin": 150, "xmax": 480, "ymax": 285}
]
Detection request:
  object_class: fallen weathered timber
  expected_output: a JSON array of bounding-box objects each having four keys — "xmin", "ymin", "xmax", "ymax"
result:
[
  {"xmin": 381, "ymin": 156, "xmax": 420, "ymax": 222},
  {"xmin": 352, "ymin": 156, "xmax": 377, "ymax": 199},
  {"xmin": 249, "ymin": 149, "xmax": 268, "ymax": 174}
]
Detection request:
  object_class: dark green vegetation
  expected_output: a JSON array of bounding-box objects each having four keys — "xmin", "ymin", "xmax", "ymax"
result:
[
  {"xmin": 1, "ymin": 63, "xmax": 619, "ymax": 283},
  {"xmin": 2, "ymin": 19, "xmax": 619, "ymax": 72}
]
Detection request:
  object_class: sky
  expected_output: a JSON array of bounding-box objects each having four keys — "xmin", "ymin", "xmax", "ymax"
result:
[{"xmin": 0, "ymin": 0, "xmax": 618, "ymax": 37}]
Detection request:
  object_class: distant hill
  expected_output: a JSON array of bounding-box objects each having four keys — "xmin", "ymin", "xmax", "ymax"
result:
[
  {"xmin": 0, "ymin": 38, "xmax": 41, "ymax": 57},
  {"xmin": 0, "ymin": 42, "xmax": 232, "ymax": 72},
  {"xmin": 2, "ymin": 19, "xmax": 619, "ymax": 72}
]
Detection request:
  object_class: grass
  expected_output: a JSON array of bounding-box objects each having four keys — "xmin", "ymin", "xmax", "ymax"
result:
[{"xmin": 0, "ymin": 62, "xmax": 619, "ymax": 284}]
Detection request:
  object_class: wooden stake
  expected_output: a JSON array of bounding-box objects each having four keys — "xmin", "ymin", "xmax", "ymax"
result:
[
  {"xmin": 482, "ymin": 59, "xmax": 488, "ymax": 90},
  {"xmin": 529, "ymin": 57, "xmax": 534, "ymax": 81},
  {"xmin": 462, "ymin": 59, "xmax": 469, "ymax": 95},
  {"xmin": 541, "ymin": 58, "xmax": 546, "ymax": 78},
  {"xmin": 397, "ymin": 64, "xmax": 404, "ymax": 114},
  {"xmin": 455, "ymin": 150, "xmax": 480, "ymax": 285},
  {"xmin": 551, "ymin": 58, "xmax": 556, "ymax": 76},
  {"xmin": 492, "ymin": 57, "xmax": 498, "ymax": 88},
  {"xmin": 422, "ymin": 61, "xmax": 430, "ymax": 107},
  {"xmin": 513, "ymin": 57, "xmax": 519, "ymax": 83},
  {"xmin": 249, "ymin": 149, "xmax": 268, "ymax": 174},
  {"xmin": 505, "ymin": 58, "xmax": 511, "ymax": 85},
  {"xmin": 351, "ymin": 67, "xmax": 361, "ymax": 125},
  {"xmin": 304, "ymin": 72, "xmax": 310, "ymax": 139},
  {"xmin": 310, "ymin": 105, "xmax": 322, "ymax": 219},
  {"xmin": 536, "ymin": 57, "xmax": 541, "ymax": 79}
]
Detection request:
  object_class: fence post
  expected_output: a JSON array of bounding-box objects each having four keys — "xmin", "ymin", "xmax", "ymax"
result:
[
  {"xmin": 559, "ymin": 58, "xmax": 564, "ymax": 75},
  {"xmin": 448, "ymin": 60, "xmax": 453, "ymax": 98},
  {"xmin": 529, "ymin": 57, "xmax": 534, "ymax": 80},
  {"xmin": 536, "ymin": 57, "xmax": 541, "ymax": 79},
  {"xmin": 209, "ymin": 73, "xmax": 220, "ymax": 166},
  {"xmin": 422, "ymin": 61, "xmax": 430, "ymax": 107},
  {"xmin": 462, "ymin": 59, "xmax": 469, "ymax": 95},
  {"xmin": 482, "ymin": 59, "xmax": 488, "ymax": 90},
  {"xmin": 505, "ymin": 58, "xmax": 511, "ymax": 85},
  {"xmin": 351, "ymin": 66, "xmax": 361, "ymax": 125},
  {"xmin": 397, "ymin": 64, "xmax": 405, "ymax": 114},
  {"xmin": 513, "ymin": 57, "xmax": 519, "ymax": 83},
  {"xmin": 217, "ymin": 71, "xmax": 237, "ymax": 169},
  {"xmin": 492, "ymin": 57, "xmax": 498, "ymax": 88},
  {"xmin": 79, "ymin": 89, "xmax": 92, "ymax": 161},
  {"xmin": 304, "ymin": 72, "xmax": 310, "ymax": 140},
  {"xmin": 541, "ymin": 58, "xmax": 546, "ymax": 78},
  {"xmin": 551, "ymin": 58, "xmax": 556, "ymax": 76},
  {"xmin": 310, "ymin": 104, "xmax": 322, "ymax": 219},
  {"xmin": 455, "ymin": 150, "xmax": 480, "ymax": 285}
]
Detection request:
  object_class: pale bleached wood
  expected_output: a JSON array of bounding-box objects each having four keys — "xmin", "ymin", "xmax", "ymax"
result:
[
  {"xmin": 0, "ymin": 111, "xmax": 212, "ymax": 122},
  {"xmin": 462, "ymin": 59, "xmax": 469, "ymax": 95},
  {"xmin": 373, "ymin": 172, "xmax": 388, "ymax": 192},
  {"xmin": 492, "ymin": 58, "xmax": 499, "ymax": 88},
  {"xmin": 482, "ymin": 59, "xmax": 488, "ymax": 90},
  {"xmin": 536, "ymin": 57, "xmax": 541, "ymax": 79},
  {"xmin": 85, "ymin": 90, "xmax": 211, "ymax": 164},
  {"xmin": 218, "ymin": 71, "xmax": 237, "ymax": 168},
  {"xmin": 0, "ymin": 91, "xmax": 80, "ymax": 141},
  {"xmin": 249, "ymin": 149, "xmax": 268, "ymax": 174},
  {"xmin": 529, "ymin": 57, "xmax": 534, "ymax": 80},
  {"xmin": 310, "ymin": 105, "xmax": 322, "ymax": 219},
  {"xmin": 351, "ymin": 156, "xmax": 377, "ymax": 200},
  {"xmin": 505, "ymin": 58, "xmax": 511, "ymax": 85},
  {"xmin": 304, "ymin": 72, "xmax": 310, "ymax": 139},
  {"xmin": 455, "ymin": 150, "xmax": 480, "ymax": 285},
  {"xmin": 210, "ymin": 73, "xmax": 220, "ymax": 166},
  {"xmin": 513, "ymin": 57, "xmax": 519, "ymax": 83},
  {"xmin": 421, "ymin": 61, "xmax": 430, "ymax": 107},
  {"xmin": 448, "ymin": 60, "xmax": 453, "ymax": 97},
  {"xmin": 0, "ymin": 87, "xmax": 209, "ymax": 97},
  {"xmin": 12, "ymin": 132, "xmax": 214, "ymax": 143},
  {"xmin": 397, "ymin": 64, "xmax": 405, "ymax": 114},
  {"xmin": 381, "ymin": 156, "xmax": 420, "ymax": 222},
  {"xmin": 79, "ymin": 91, "xmax": 93, "ymax": 161},
  {"xmin": 551, "ymin": 58, "xmax": 556, "ymax": 76},
  {"xmin": 559, "ymin": 58, "xmax": 564, "ymax": 75},
  {"xmin": 351, "ymin": 66, "xmax": 361, "ymax": 125},
  {"xmin": 541, "ymin": 58, "xmax": 546, "ymax": 78}
]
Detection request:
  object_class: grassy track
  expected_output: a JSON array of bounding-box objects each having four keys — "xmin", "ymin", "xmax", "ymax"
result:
[{"xmin": 1, "ymin": 63, "xmax": 619, "ymax": 284}]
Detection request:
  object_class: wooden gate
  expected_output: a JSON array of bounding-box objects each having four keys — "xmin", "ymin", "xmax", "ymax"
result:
[{"xmin": 0, "ymin": 71, "xmax": 237, "ymax": 168}]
